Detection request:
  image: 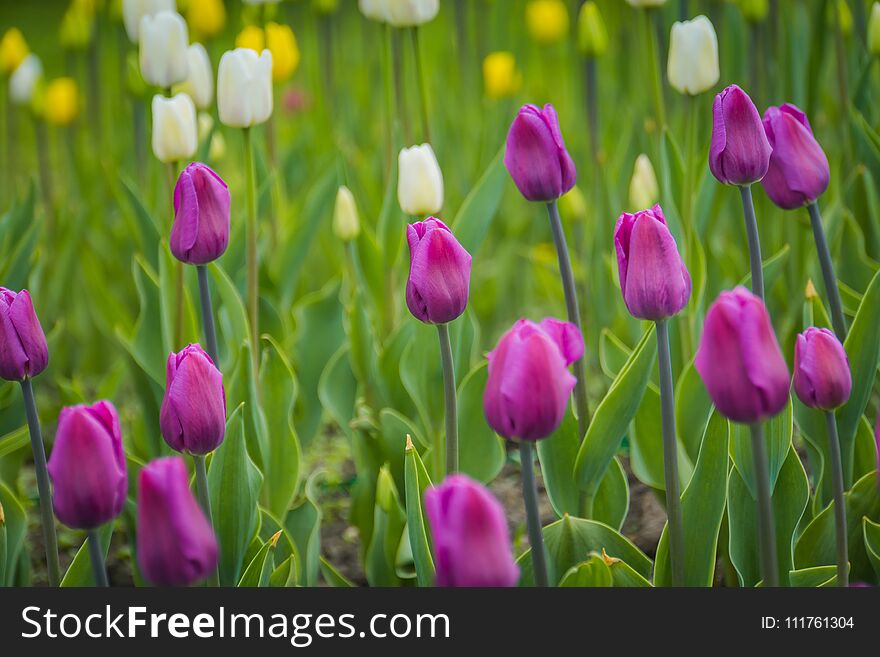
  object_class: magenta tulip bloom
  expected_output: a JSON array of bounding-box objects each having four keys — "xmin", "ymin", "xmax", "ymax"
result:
[
  {"xmin": 695, "ymin": 287, "xmax": 790, "ymax": 423},
  {"xmin": 137, "ymin": 456, "xmax": 219, "ymax": 586},
  {"xmin": 484, "ymin": 317, "xmax": 583, "ymax": 441},
  {"xmin": 47, "ymin": 401, "xmax": 127, "ymax": 529},
  {"xmin": 170, "ymin": 162, "xmax": 231, "ymax": 265},
  {"xmin": 504, "ymin": 104, "xmax": 577, "ymax": 202},
  {"xmin": 160, "ymin": 344, "xmax": 226, "ymax": 455},
  {"xmin": 709, "ymin": 85, "xmax": 772, "ymax": 186},
  {"xmin": 760, "ymin": 103, "xmax": 830, "ymax": 210},
  {"xmin": 0, "ymin": 288, "xmax": 48, "ymax": 382},
  {"xmin": 405, "ymin": 218, "xmax": 472, "ymax": 324},
  {"xmin": 793, "ymin": 328, "xmax": 851, "ymax": 410},
  {"xmin": 425, "ymin": 474, "xmax": 519, "ymax": 587},
  {"xmin": 614, "ymin": 204, "xmax": 691, "ymax": 321}
]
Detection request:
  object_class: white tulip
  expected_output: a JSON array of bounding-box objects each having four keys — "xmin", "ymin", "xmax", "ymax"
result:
[
  {"xmin": 139, "ymin": 11, "xmax": 189, "ymax": 89},
  {"xmin": 217, "ymin": 48, "xmax": 273, "ymax": 128},
  {"xmin": 359, "ymin": 0, "xmax": 390, "ymax": 22},
  {"xmin": 625, "ymin": 0, "xmax": 667, "ymax": 7},
  {"xmin": 386, "ymin": 0, "xmax": 439, "ymax": 27},
  {"xmin": 333, "ymin": 186, "xmax": 361, "ymax": 242},
  {"xmin": 398, "ymin": 144, "xmax": 444, "ymax": 216},
  {"xmin": 122, "ymin": 0, "xmax": 176, "ymax": 43},
  {"xmin": 628, "ymin": 154, "xmax": 659, "ymax": 211},
  {"xmin": 667, "ymin": 15, "xmax": 719, "ymax": 96},
  {"xmin": 177, "ymin": 43, "xmax": 213, "ymax": 110},
  {"xmin": 9, "ymin": 54, "xmax": 42, "ymax": 106},
  {"xmin": 151, "ymin": 93, "xmax": 197, "ymax": 163}
]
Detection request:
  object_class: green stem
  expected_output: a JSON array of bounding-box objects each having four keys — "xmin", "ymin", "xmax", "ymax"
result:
[
  {"xmin": 436, "ymin": 323, "xmax": 458, "ymax": 474},
  {"xmin": 584, "ymin": 57, "xmax": 599, "ymax": 165},
  {"xmin": 20, "ymin": 379, "xmax": 60, "ymax": 587},
  {"xmin": 824, "ymin": 411, "xmax": 849, "ymax": 587},
  {"xmin": 546, "ymin": 201, "xmax": 589, "ymax": 441},
  {"xmin": 87, "ymin": 529, "xmax": 108, "ymax": 587},
  {"xmin": 656, "ymin": 320, "xmax": 685, "ymax": 586},
  {"xmin": 807, "ymin": 202, "xmax": 847, "ymax": 341},
  {"xmin": 192, "ymin": 454, "xmax": 220, "ymax": 587},
  {"xmin": 740, "ymin": 185, "xmax": 764, "ymax": 300},
  {"xmin": 682, "ymin": 95, "xmax": 698, "ymax": 234},
  {"xmin": 243, "ymin": 127, "xmax": 260, "ymax": 378},
  {"xmin": 646, "ymin": 8, "xmax": 666, "ymax": 130},
  {"xmin": 410, "ymin": 27, "xmax": 432, "ymax": 144},
  {"xmin": 519, "ymin": 441, "xmax": 548, "ymax": 587},
  {"xmin": 197, "ymin": 265, "xmax": 220, "ymax": 365},
  {"xmin": 749, "ymin": 423, "xmax": 779, "ymax": 587}
]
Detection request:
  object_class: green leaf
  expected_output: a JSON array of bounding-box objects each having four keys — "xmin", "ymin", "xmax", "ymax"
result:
[
  {"xmin": 674, "ymin": 358, "xmax": 712, "ymax": 463},
  {"xmin": 0, "ymin": 483, "xmax": 26, "ymax": 586},
  {"xmin": 60, "ymin": 525, "xmax": 114, "ymax": 587},
  {"xmin": 320, "ymin": 556, "xmax": 356, "ymax": 587},
  {"xmin": 863, "ymin": 517, "xmax": 880, "ymax": 579},
  {"xmin": 404, "ymin": 438, "xmax": 435, "ymax": 587},
  {"xmin": 286, "ymin": 471, "xmax": 323, "ymax": 587},
  {"xmin": 788, "ymin": 565, "xmax": 840, "ymax": 588},
  {"xmin": 0, "ymin": 426, "xmax": 28, "ymax": 459},
  {"xmin": 592, "ymin": 457, "xmax": 629, "ymax": 531},
  {"xmin": 728, "ymin": 446, "xmax": 810, "ymax": 587},
  {"xmin": 318, "ymin": 346, "xmax": 358, "ymax": 440},
  {"xmin": 630, "ymin": 385, "xmax": 693, "ymax": 492},
  {"xmin": 269, "ymin": 555, "xmax": 299, "ymax": 588},
  {"xmin": 558, "ymin": 554, "xmax": 613, "ymax": 587},
  {"xmin": 209, "ymin": 404, "xmax": 263, "ymax": 586},
  {"xmin": 365, "ymin": 466, "xmax": 407, "ymax": 586},
  {"xmin": 536, "ymin": 412, "xmax": 580, "ymax": 518},
  {"xmin": 608, "ymin": 558, "xmax": 653, "ymax": 587},
  {"xmin": 737, "ymin": 244, "xmax": 791, "ymax": 294},
  {"xmin": 654, "ymin": 412, "xmax": 730, "ymax": 587},
  {"xmin": 456, "ymin": 362, "xmax": 505, "ymax": 483},
  {"xmin": 238, "ymin": 531, "xmax": 281, "ymax": 587},
  {"xmin": 451, "ymin": 146, "xmax": 507, "ymax": 255},
  {"xmin": 210, "ymin": 262, "xmax": 250, "ymax": 373},
  {"xmin": 729, "ymin": 398, "xmax": 793, "ymax": 498},
  {"xmin": 575, "ymin": 325, "xmax": 657, "ymax": 502},
  {"xmin": 517, "ymin": 515, "xmax": 653, "ymax": 586}
]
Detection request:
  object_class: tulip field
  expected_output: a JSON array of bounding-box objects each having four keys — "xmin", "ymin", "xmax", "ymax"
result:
[{"xmin": 2, "ymin": 0, "xmax": 880, "ymax": 593}]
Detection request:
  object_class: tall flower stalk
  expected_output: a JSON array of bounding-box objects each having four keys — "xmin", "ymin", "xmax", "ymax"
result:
[{"xmin": 807, "ymin": 203, "xmax": 846, "ymax": 340}]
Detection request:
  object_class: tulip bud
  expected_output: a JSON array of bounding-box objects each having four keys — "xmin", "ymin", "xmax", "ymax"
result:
[
  {"xmin": 577, "ymin": 1, "xmax": 608, "ymax": 57},
  {"xmin": 405, "ymin": 218, "xmax": 471, "ymax": 324},
  {"xmin": 60, "ymin": 4, "xmax": 94, "ymax": 51},
  {"xmin": 176, "ymin": 43, "xmax": 213, "ymax": 110},
  {"xmin": 870, "ymin": 3, "xmax": 880, "ymax": 56},
  {"xmin": 709, "ymin": 84, "xmax": 772, "ymax": 186},
  {"xmin": 151, "ymin": 93, "xmax": 197, "ymax": 163},
  {"xmin": 793, "ymin": 328, "xmax": 851, "ymax": 411},
  {"xmin": 386, "ymin": 0, "xmax": 439, "ymax": 28},
  {"xmin": 626, "ymin": 0, "xmax": 667, "ymax": 6},
  {"xmin": 171, "ymin": 162, "xmax": 230, "ymax": 264},
  {"xmin": 137, "ymin": 456, "xmax": 219, "ymax": 586},
  {"xmin": 217, "ymin": 48, "xmax": 273, "ymax": 128},
  {"xmin": 526, "ymin": 0, "xmax": 569, "ymax": 45},
  {"xmin": 9, "ymin": 54, "xmax": 42, "ymax": 106},
  {"xmin": 265, "ymin": 22, "xmax": 300, "ymax": 82},
  {"xmin": 47, "ymin": 401, "xmax": 127, "ymax": 530},
  {"xmin": 482, "ymin": 51, "xmax": 522, "ymax": 100},
  {"xmin": 614, "ymin": 204, "xmax": 691, "ymax": 321},
  {"xmin": 739, "ymin": 0, "xmax": 769, "ymax": 23},
  {"xmin": 314, "ymin": 0, "xmax": 340, "ymax": 15},
  {"xmin": 484, "ymin": 317, "xmax": 583, "ymax": 441},
  {"xmin": 628, "ymin": 154, "xmax": 659, "ymax": 210},
  {"xmin": 139, "ymin": 10, "xmax": 189, "ymax": 89},
  {"xmin": 0, "ymin": 28, "xmax": 29, "ymax": 75},
  {"xmin": 359, "ymin": 0, "xmax": 389, "ymax": 22},
  {"xmin": 667, "ymin": 15, "xmax": 719, "ymax": 96},
  {"xmin": 333, "ymin": 186, "xmax": 361, "ymax": 242},
  {"xmin": 44, "ymin": 78, "xmax": 80, "ymax": 126},
  {"xmin": 760, "ymin": 103, "xmax": 830, "ymax": 210},
  {"xmin": 695, "ymin": 287, "xmax": 790, "ymax": 424},
  {"xmin": 504, "ymin": 104, "xmax": 577, "ymax": 202},
  {"xmin": 397, "ymin": 143, "xmax": 444, "ymax": 216},
  {"xmin": 425, "ymin": 474, "xmax": 519, "ymax": 587},
  {"xmin": 160, "ymin": 344, "xmax": 226, "ymax": 455},
  {"xmin": 0, "ymin": 288, "xmax": 48, "ymax": 382},
  {"xmin": 186, "ymin": 0, "xmax": 227, "ymax": 41},
  {"xmin": 832, "ymin": 0, "xmax": 853, "ymax": 38},
  {"xmin": 122, "ymin": 0, "xmax": 175, "ymax": 42}
]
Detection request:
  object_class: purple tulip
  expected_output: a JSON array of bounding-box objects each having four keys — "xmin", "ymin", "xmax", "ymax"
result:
[
  {"xmin": 170, "ymin": 162, "xmax": 231, "ymax": 265},
  {"xmin": 504, "ymin": 104, "xmax": 577, "ymax": 202},
  {"xmin": 793, "ymin": 328, "xmax": 851, "ymax": 410},
  {"xmin": 760, "ymin": 103, "xmax": 830, "ymax": 210},
  {"xmin": 614, "ymin": 204, "xmax": 691, "ymax": 321},
  {"xmin": 160, "ymin": 344, "xmax": 226, "ymax": 455},
  {"xmin": 696, "ymin": 287, "xmax": 790, "ymax": 423},
  {"xmin": 405, "ymin": 218, "xmax": 472, "ymax": 324},
  {"xmin": 425, "ymin": 474, "xmax": 519, "ymax": 587},
  {"xmin": 709, "ymin": 84, "xmax": 772, "ymax": 186},
  {"xmin": 484, "ymin": 317, "xmax": 583, "ymax": 441},
  {"xmin": 47, "ymin": 401, "xmax": 127, "ymax": 529},
  {"xmin": 137, "ymin": 456, "xmax": 219, "ymax": 586},
  {"xmin": 0, "ymin": 287, "xmax": 48, "ymax": 382}
]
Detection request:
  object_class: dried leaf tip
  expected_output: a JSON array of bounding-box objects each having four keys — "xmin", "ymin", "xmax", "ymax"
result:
[
  {"xmin": 0, "ymin": 501, "xmax": 4, "ymax": 526},
  {"xmin": 601, "ymin": 548, "xmax": 620, "ymax": 566},
  {"xmin": 805, "ymin": 279, "xmax": 818, "ymax": 299},
  {"xmin": 269, "ymin": 530, "xmax": 282, "ymax": 548},
  {"xmin": 405, "ymin": 434, "xmax": 414, "ymax": 451}
]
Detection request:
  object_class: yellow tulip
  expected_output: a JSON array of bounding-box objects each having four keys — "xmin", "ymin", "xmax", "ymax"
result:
[
  {"xmin": 482, "ymin": 52, "xmax": 521, "ymax": 99},
  {"xmin": 526, "ymin": 0, "xmax": 569, "ymax": 46},
  {"xmin": 265, "ymin": 22, "xmax": 300, "ymax": 82},
  {"xmin": 0, "ymin": 28, "xmax": 29, "ymax": 75},
  {"xmin": 236, "ymin": 25, "xmax": 265, "ymax": 53},
  {"xmin": 44, "ymin": 78, "xmax": 80, "ymax": 126},
  {"xmin": 187, "ymin": 0, "xmax": 227, "ymax": 40}
]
